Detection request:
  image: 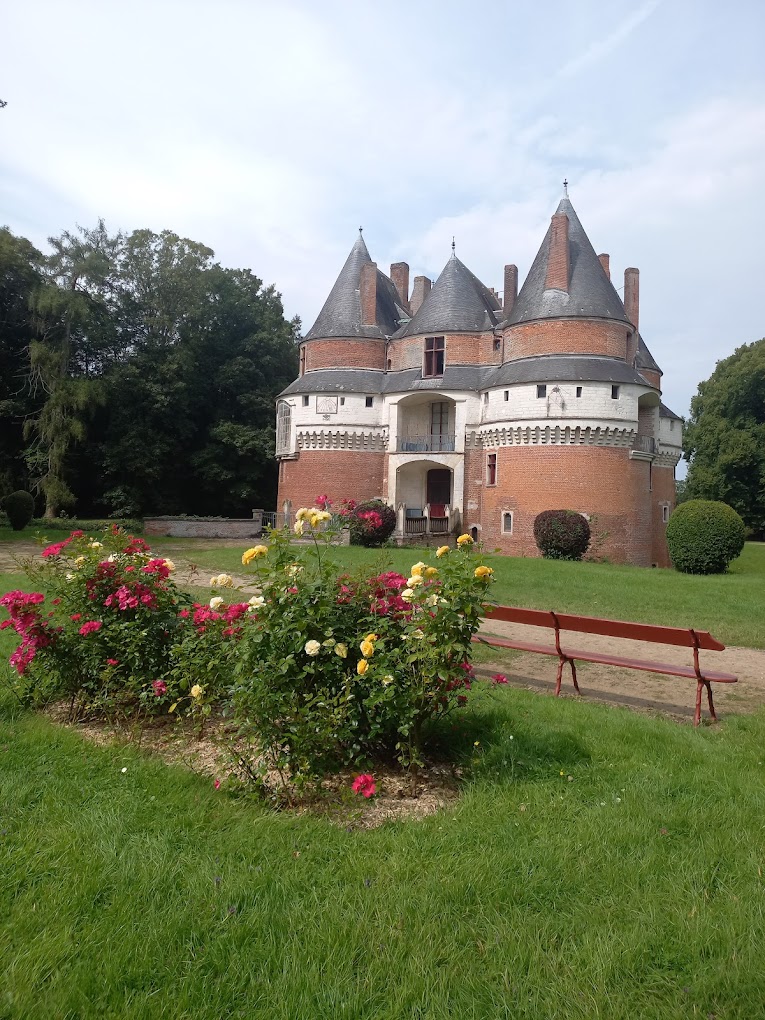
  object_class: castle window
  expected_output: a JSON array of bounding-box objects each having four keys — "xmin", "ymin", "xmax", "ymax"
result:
[
  {"xmin": 340, "ymin": 397, "xmax": 345, "ymax": 406},
  {"xmin": 483, "ymin": 392, "xmax": 489, "ymax": 404},
  {"xmin": 365, "ymin": 396, "xmax": 373, "ymax": 407},
  {"xmin": 537, "ymin": 385, "xmax": 547, "ymax": 398},
  {"xmin": 493, "ymin": 337, "xmax": 501, "ymax": 352},
  {"xmin": 424, "ymin": 336, "xmax": 445, "ymax": 377},
  {"xmin": 302, "ymin": 395, "xmax": 309, "ymax": 407},
  {"xmin": 387, "ymin": 358, "xmax": 392, "ymax": 370},
  {"xmin": 504, "ymin": 391, "xmax": 509, "ymax": 401},
  {"xmin": 276, "ymin": 401, "xmax": 292, "ymax": 455},
  {"xmin": 299, "ymin": 346, "xmax": 306, "ymax": 376},
  {"xmin": 611, "ymin": 385, "xmax": 620, "ymax": 399},
  {"xmin": 576, "ymin": 386, "xmax": 582, "ymax": 398},
  {"xmin": 502, "ymin": 511, "xmax": 514, "ymax": 534},
  {"xmin": 662, "ymin": 505, "xmax": 670, "ymax": 523},
  {"xmin": 486, "ymin": 453, "xmax": 497, "ymax": 486}
]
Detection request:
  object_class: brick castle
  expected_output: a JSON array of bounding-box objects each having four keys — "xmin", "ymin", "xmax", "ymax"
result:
[{"xmin": 275, "ymin": 193, "xmax": 682, "ymax": 566}]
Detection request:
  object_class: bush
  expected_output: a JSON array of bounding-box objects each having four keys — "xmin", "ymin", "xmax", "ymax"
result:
[
  {"xmin": 347, "ymin": 499, "xmax": 397, "ymax": 547},
  {"xmin": 666, "ymin": 499, "xmax": 746, "ymax": 574},
  {"xmin": 2, "ymin": 491, "xmax": 35, "ymax": 531},
  {"xmin": 533, "ymin": 510, "xmax": 591, "ymax": 560}
]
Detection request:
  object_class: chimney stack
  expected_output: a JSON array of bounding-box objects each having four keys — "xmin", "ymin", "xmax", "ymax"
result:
[
  {"xmin": 410, "ymin": 275, "xmax": 432, "ymax": 315},
  {"xmin": 503, "ymin": 264, "xmax": 518, "ymax": 317},
  {"xmin": 624, "ymin": 267, "xmax": 639, "ymax": 330},
  {"xmin": 389, "ymin": 262, "xmax": 410, "ymax": 312},
  {"xmin": 545, "ymin": 213, "xmax": 570, "ymax": 292},
  {"xmin": 598, "ymin": 253, "xmax": 610, "ymax": 280},
  {"xmin": 360, "ymin": 262, "xmax": 378, "ymax": 326}
]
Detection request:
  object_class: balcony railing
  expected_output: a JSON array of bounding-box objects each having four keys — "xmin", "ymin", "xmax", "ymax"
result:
[
  {"xmin": 397, "ymin": 433, "xmax": 456, "ymax": 453},
  {"xmin": 631, "ymin": 434, "xmax": 657, "ymax": 455}
]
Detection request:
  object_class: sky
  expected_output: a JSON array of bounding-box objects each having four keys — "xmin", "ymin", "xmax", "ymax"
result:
[{"xmin": 2, "ymin": 0, "xmax": 764, "ymax": 461}]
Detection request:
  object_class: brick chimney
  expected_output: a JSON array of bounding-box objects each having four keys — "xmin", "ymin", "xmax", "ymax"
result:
[
  {"xmin": 598, "ymin": 253, "xmax": 610, "ymax": 280},
  {"xmin": 545, "ymin": 213, "xmax": 570, "ymax": 292},
  {"xmin": 624, "ymin": 267, "xmax": 639, "ymax": 330},
  {"xmin": 410, "ymin": 275, "xmax": 432, "ymax": 315},
  {"xmin": 360, "ymin": 262, "xmax": 378, "ymax": 326},
  {"xmin": 390, "ymin": 262, "xmax": 410, "ymax": 312},
  {"xmin": 503, "ymin": 264, "xmax": 518, "ymax": 317}
]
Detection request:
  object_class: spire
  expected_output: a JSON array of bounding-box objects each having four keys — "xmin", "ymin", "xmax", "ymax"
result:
[
  {"xmin": 505, "ymin": 197, "xmax": 630, "ymax": 326},
  {"xmin": 304, "ymin": 233, "xmax": 403, "ymax": 341},
  {"xmin": 396, "ymin": 254, "xmax": 501, "ymax": 338}
]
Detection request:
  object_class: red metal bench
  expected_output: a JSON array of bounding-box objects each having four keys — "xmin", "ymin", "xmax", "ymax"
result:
[{"xmin": 473, "ymin": 605, "xmax": 738, "ymax": 726}]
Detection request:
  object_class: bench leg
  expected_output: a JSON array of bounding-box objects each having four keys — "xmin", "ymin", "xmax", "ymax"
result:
[
  {"xmin": 694, "ymin": 679, "xmax": 718, "ymax": 727},
  {"xmin": 554, "ymin": 657, "xmax": 580, "ymax": 697}
]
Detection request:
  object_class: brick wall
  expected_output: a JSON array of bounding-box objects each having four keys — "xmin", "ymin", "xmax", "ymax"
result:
[
  {"xmin": 388, "ymin": 332, "xmax": 500, "ymax": 372},
  {"xmin": 504, "ymin": 319, "xmax": 630, "ymax": 361},
  {"xmin": 651, "ymin": 465, "xmax": 675, "ymax": 567},
  {"xmin": 463, "ymin": 444, "xmax": 655, "ymax": 565},
  {"xmin": 278, "ymin": 450, "xmax": 385, "ymax": 510},
  {"xmin": 303, "ymin": 337, "xmax": 386, "ymax": 371}
]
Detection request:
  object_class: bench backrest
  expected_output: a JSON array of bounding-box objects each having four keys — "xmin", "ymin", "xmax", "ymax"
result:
[{"xmin": 482, "ymin": 605, "xmax": 726, "ymax": 651}]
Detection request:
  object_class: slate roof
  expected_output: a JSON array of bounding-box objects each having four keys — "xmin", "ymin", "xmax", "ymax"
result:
[
  {"xmin": 659, "ymin": 401, "xmax": 683, "ymax": 421},
  {"xmin": 506, "ymin": 198, "xmax": 630, "ymax": 326},
  {"xmin": 395, "ymin": 254, "xmax": 501, "ymax": 338},
  {"xmin": 635, "ymin": 334, "xmax": 662, "ymax": 374},
  {"xmin": 486, "ymin": 356, "xmax": 654, "ymax": 388},
  {"xmin": 279, "ymin": 356, "xmax": 656, "ymax": 398},
  {"xmin": 304, "ymin": 233, "xmax": 407, "ymax": 341}
]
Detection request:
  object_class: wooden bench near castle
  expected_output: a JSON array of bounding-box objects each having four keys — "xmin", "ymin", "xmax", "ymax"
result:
[{"xmin": 473, "ymin": 605, "xmax": 738, "ymax": 726}]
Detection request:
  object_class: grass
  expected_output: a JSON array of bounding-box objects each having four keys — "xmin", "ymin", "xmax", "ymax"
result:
[
  {"xmin": 2, "ymin": 667, "xmax": 765, "ymax": 1018},
  {"xmin": 168, "ymin": 540, "xmax": 765, "ymax": 649}
]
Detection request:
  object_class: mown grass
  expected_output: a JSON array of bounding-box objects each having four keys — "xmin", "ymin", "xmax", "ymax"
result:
[
  {"xmin": 2, "ymin": 670, "xmax": 765, "ymax": 1018},
  {"xmin": 171, "ymin": 540, "xmax": 765, "ymax": 649}
]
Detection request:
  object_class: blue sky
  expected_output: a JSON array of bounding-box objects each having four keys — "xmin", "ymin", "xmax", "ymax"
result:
[{"xmin": 2, "ymin": 0, "xmax": 764, "ymax": 445}]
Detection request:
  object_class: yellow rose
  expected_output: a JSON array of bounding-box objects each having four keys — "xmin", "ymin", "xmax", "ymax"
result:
[
  {"xmin": 294, "ymin": 520, "xmax": 305, "ymax": 536},
  {"xmin": 382, "ymin": 675, "xmax": 394, "ymax": 686},
  {"xmin": 242, "ymin": 545, "xmax": 268, "ymax": 565},
  {"xmin": 295, "ymin": 508, "xmax": 310, "ymax": 522},
  {"xmin": 190, "ymin": 684, "xmax": 204, "ymax": 699},
  {"xmin": 407, "ymin": 575, "xmax": 424, "ymax": 587},
  {"xmin": 410, "ymin": 562, "xmax": 426, "ymax": 577},
  {"xmin": 357, "ymin": 658, "xmax": 369, "ymax": 676},
  {"xmin": 474, "ymin": 565, "xmax": 494, "ymax": 579},
  {"xmin": 335, "ymin": 643, "xmax": 348, "ymax": 658},
  {"xmin": 360, "ymin": 640, "xmax": 375, "ymax": 658},
  {"xmin": 163, "ymin": 559, "xmax": 175, "ymax": 572},
  {"xmin": 457, "ymin": 534, "xmax": 473, "ymax": 546},
  {"xmin": 401, "ymin": 588, "xmax": 415, "ymax": 601},
  {"xmin": 309, "ymin": 513, "xmax": 321, "ymax": 528},
  {"xmin": 74, "ymin": 555, "xmax": 86, "ymax": 568},
  {"xmin": 436, "ymin": 545, "xmax": 450, "ymax": 558},
  {"xmin": 425, "ymin": 567, "xmax": 438, "ymax": 578},
  {"xmin": 364, "ymin": 633, "xmax": 379, "ymax": 642}
]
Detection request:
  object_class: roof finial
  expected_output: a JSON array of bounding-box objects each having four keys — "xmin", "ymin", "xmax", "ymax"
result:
[
  {"xmin": 359, "ymin": 226, "xmax": 363, "ymax": 235},
  {"xmin": 563, "ymin": 178, "xmax": 569, "ymax": 197},
  {"xmin": 451, "ymin": 236, "xmax": 456, "ymax": 256}
]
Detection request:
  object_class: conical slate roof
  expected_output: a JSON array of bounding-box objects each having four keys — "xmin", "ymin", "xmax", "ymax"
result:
[
  {"xmin": 304, "ymin": 233, "xmax": 406, "ymax": 341},
  {"xmin": 635, "ymin": 334, "xmax": 662, "ymax": 375},
  {"xmin": 506, "ymin": 198, "xmax": 630, "ymax": 326},
  {"xmin": 396, "ymin": 253, "xmax": 501, "ymax": 338}
]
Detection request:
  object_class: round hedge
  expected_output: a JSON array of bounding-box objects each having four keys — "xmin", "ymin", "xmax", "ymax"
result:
[
  {"xmin": 348, "ymin": 499, "xmax": 397, "ymax": 547},
  {"xmin": 2, "ymin": 490, "xmax": 35, "ymax": 531},
  {"xmin": 533, "ymin": 510, "xmax": 591, "ymax": 561},
  {"xmin": 666, "ymin": 499, "xmax": 745, "ymax": 574}
]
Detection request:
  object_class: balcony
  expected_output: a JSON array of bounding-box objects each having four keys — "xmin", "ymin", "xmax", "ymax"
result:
[
  {"xmin": 629, "ymin": 433, "xmax": 657, "ymax": 461},
  {"xmin": 397, "ymin": 433, "xmax": 456, "ymax": 453}
]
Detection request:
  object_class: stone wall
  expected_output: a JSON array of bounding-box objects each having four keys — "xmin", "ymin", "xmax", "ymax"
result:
[{"xmin": 144, "ymin": 514, "xmax": 263, "ymax": 538}]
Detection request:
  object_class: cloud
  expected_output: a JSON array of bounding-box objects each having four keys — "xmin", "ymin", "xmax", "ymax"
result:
[{"xmin": 557, "ymin": 0, "xmax": 664, "ymax": 79}]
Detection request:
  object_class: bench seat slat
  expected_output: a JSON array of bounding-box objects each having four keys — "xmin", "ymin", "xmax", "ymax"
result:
[
  {"xmin": 472, "ymin": 635, "xmax": 738, "ymax": 684},
  {"xmin": 482, "ymin": 606, "xmax": 726, "ymax": 651}
]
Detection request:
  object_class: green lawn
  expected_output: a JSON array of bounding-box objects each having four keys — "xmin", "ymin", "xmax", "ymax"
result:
[
  {"xmin": 170, "ymin": 540, "xmax": 765, "ymax": 649},
  {"xmin": 2, "ymin": 671, "xmax": 765, "ymax": 1018}
]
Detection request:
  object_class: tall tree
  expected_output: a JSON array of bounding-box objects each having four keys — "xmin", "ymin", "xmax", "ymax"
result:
[{"xmin": 683, "ymin": 338, "xmax": 765, "ymax": 533}]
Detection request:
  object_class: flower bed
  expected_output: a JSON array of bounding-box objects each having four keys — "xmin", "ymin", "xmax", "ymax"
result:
[{"xmin": 1, "ymin": 512, "xmax": 498, "ymax": 801}]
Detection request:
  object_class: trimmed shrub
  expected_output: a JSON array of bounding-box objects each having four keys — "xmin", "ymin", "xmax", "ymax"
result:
[
  {"xmin": 2, "ymin": 491, "xmax": 35, "ymax": 531},
  {"xmin": 666, "ymin": 499, "xmax": 745, "ymax": 574},
  {"xmin": 533, "ymin": 510, "xmax": 591, "ymax": 561},
  {"xmin": 348, "ymin": 499, "xmax": 397, "ymax": 547}
]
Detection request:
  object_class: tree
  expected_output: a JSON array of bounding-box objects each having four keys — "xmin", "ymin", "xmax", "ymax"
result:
[{"xmin": 683, "ymin": 338, "xmax": 765, "ymax": 535}]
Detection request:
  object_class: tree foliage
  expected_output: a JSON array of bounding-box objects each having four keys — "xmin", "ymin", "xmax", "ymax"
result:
[
  {"xmin": 533, "ymin": 510, "xmax": 591, "ymax": 560},
  {"xmin": 666, "ymin": 499, "xmax": 746, "ymax": 574},
  {"xmin": 683, "ymin": 339, "xmax": 765, "ymax": 534}
]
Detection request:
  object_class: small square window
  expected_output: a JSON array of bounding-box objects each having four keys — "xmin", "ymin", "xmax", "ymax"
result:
[
  {"xmin": 504, "ymin": 390, "xmax": 509, "ymax": 401},
  {"xmin": 537, "ymin": 384, "xmax": 547, "ymax": 398},
  {"xmin": 340, "ymin": 397, "xmax": 345, "ymax": 406},
  {"xmin": 365, "ymin": 396, "xmax": 373, "ymax": 407},
  {"xmin": 483, "ymin": 392, "xmax": 489, "ymax": 404},
  {"xmin": 502, "ymin": 511, "xmax": 513, "ymax": 535},
  {"xmin": 493, "ymin": 337, "xmax": 501, "ymax": 352},
  {"xmin": 611, "ymin": 385, "xmax": 620, "ymax": 399},
  {"xmin": 302, "ymin": 395, "xmax": 309, "ymax": 407},
  {"xmin": 486, "ymin": 453, "xmax": 497, "ymax": 486},
  {"xmin": 576, "ymin": 386, "xmax": 582, "ymax": 398}
]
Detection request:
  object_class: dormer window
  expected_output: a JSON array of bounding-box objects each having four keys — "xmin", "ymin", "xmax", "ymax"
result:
[{"xmin": 424, "ymin": 336, "xmax": 445, "ymax": 377}]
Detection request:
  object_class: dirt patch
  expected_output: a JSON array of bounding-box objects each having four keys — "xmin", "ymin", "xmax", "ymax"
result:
[{"xmin": 42, "ymin": 702, "xmax": 462, "ymax": 828}]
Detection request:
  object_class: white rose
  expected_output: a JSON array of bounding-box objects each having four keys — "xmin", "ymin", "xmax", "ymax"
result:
[
  {"xmin": 304, "ymin": 639, "xmax": 321, "ymax": 656},
  {"xmin": 209, "ymin": 596, "xmax": 224, "ymax": 610}
]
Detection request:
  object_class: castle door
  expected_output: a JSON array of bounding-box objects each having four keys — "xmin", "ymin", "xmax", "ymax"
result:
[{"xmin": 427, "ymin": 469, "xmax": 451, "ymax": 517}]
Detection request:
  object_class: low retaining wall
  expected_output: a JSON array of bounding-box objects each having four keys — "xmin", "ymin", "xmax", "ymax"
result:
[{"xmin": 144, "ymin": 513, "xmax": 263, "ymax": 539}]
